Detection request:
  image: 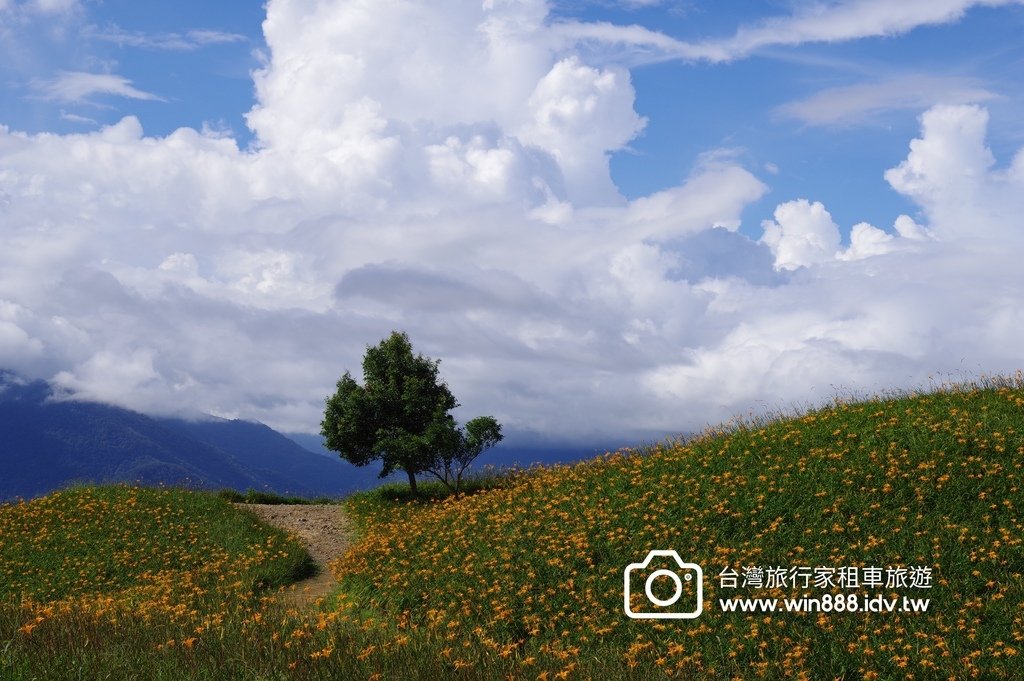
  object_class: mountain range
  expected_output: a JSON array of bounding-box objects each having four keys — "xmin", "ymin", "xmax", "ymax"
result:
[
  {"xmin": 0, "ymin": 370, "xmax": 387, "ymax": 501},
  {"xmin": 0, "ymin": 370, "xmax": 622, "ymax": 502}
]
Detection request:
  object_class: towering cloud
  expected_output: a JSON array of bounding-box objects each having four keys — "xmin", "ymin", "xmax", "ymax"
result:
[
  {"xmin": 885, "ymin": 104, "xmax": 1024, "ymax": 242},
  {"xmin": 0, "ymin": 1, "xmax": 1022, "ymax": 441}
]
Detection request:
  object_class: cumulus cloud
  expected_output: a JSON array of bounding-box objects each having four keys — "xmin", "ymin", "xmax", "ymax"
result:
[
  {"xmin": 883, "ymin": 104, "xmax": 1024, "ymax": 242},
  {"xmin": 760, "ymin": 199, "xmax": 842, "ymax": 271},
  {"xmin": 519, "ymin": 56, "xmax": 646, "ymax": 203},
  {"xmin": 244, "ymin": 0, "xmax": 651, "ymax": 206},
  {"xmin": 837, "ymin": 222, "xmax": 895, "ymax": 261},
  {"xmin": 1, "ymin": 0, "xmax": 1024, "ymax": 444}
]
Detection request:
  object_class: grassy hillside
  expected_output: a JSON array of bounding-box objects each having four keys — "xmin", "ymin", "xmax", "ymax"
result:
[
  {"xmin": 2, "ymin": 378, "xmax": 1023, "ymax": 679},
  {"xmin": 332, "ymin": 378, "xmax": 1024, "ymax": 679},
  {"xmin": 0, "ymin": 485, "xmax": 315, "ymax": 679}
]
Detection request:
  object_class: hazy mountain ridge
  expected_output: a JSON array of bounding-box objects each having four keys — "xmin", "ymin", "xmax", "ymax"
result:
[{"xmin": 0, "ymin": 371, "xmax": 376, "ymax": 501}]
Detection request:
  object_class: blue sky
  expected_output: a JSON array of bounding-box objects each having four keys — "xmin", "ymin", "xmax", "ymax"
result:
[
  {"xmin": 9, "ymin": 0, "xmax": 1024, "ymax": 231},
  {"xmin": 0, "ymin": 0, "xmax": 263, "ymax": 140},
  {"xmin": 10, "ymin": 3, "xmax": 1024, "ymax": 224},
  {"xmin": 2, "ymin": 0, "xmax": 1024, "ymax": 445}
]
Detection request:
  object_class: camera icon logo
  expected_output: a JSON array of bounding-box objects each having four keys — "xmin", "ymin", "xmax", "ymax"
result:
[{"xmin": 624, "ymin": 550, "xmax": 703, "ymax": 619}]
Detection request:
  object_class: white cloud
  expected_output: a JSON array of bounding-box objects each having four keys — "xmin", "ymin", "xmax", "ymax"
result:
[
  {"xmin": 1, "ymin": 0, "xmax": 1024, "ymax": 444},
  {"xmin": 87, "ymin": 26, "xmax": 247, "ymax": 51},
  {"xmin": 0, "ymin": 300, "xmax": 44, "ymax": 361},
  {"xmin": 550, "ymin": 20, "xmax": 701, "ymax": 64},
  {"xmin": 893, "ymin": 214, "xmax": 930, "ymax": 240},
  {"xmin": 625, "ymin": 163, "xmax": 767, "ymax": 239},
  {"xmin": 27, "ymin": 0, "xmax": 77, "ymax": 14},
  {"xmin": 53, "ymin": 349, "xmax": 161, "ymax": 409},
  {"xmin": 759, "ymin": 197, "xmax": 941, "ymax": 268},
  {"xmin": 59, "ymin": 109, "xmax": 97, "ymax": 125},
  {"xmin": 760, "ymin": 199, "xmax": 842, "ymax": 270},
  {"xmin": 0, "ymin": 0, "xmax": 79, "ymax": 16},
  {"xmin": 518, "ymin": 55, "xmax": 645, "ymax": 203},
  {"xmin": 777, "ymin": 75, "xmax": 999, "ymax": 126},
  {"xmin": 683, "ymin": 0, "xmax": 1024, "ymax": 62},
  {"xmin": 32, "ymin": 71, "xmax": 163, "ymax": 103},
  {"xmin": 885, "ymin": 104, "xmax": 1024, "ymax": 241},
  {"xmin": 531, "ymin": 2, "xmax": 1024, "ymax": 67},
  {"xmin": 837, "ymin": 222, "xmax": 895, "ymax": 261}
]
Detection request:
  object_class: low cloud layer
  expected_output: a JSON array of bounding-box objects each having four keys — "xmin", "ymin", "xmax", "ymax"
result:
[{"xmin": 2, "ymin": 0, "xmax": 1023, "ymax": 443}]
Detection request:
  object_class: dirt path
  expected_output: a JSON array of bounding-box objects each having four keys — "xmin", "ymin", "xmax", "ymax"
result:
[{"xmin": 236, "ymin": 503, "xmax": 354, "ymax": 607}]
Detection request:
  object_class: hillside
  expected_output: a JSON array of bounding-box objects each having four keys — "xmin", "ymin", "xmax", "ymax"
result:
[
  {"xmin": 332, "ymin": 378, "xmax": 1024, "ymax": 679},
  {"xmin": 0, "ymin": 371, "xmax": 377, "ymax": 500},
  {"xmin": 0, "ymin": 485, "xmax": 315, "ymax": 679},
  {"xmin": 2, "ymin": 378, "xmax": 1022, "ymax": 679}
]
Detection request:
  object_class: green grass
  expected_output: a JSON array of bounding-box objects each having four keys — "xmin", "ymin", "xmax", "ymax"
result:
[
  {"xmin": 0, "ymin": 485, "xmax": 316, "ymax": 602},
  {"xmin": 0, "ymin": 485, "xmax": 318, "ymax": 679},
  {"xmin": 2, "ymin": 377, "xmax": 1024, "ymax": 679},
  {"xmin": 331, "ymin": 376, "xmax": 1024, "ymax": 679}
]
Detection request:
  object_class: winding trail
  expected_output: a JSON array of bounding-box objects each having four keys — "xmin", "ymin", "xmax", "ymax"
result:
[{"xmin": 236, "ymin": 503, "xmax": 354, "ymax": 607}]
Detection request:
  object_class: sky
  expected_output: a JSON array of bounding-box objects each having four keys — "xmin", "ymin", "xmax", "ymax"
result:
[{"xmin": 2, "ymin": 0, "xmax": 1024, "ymax": 448}]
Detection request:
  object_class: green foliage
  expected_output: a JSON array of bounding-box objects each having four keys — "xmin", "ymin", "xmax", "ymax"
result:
[
  {"xmin": 424, "ymin": 415, "xmax": 503, "ymax": 492},
  {"xmin": 321, "ymin": 331, "xmax": 501, "ymax": 495}
]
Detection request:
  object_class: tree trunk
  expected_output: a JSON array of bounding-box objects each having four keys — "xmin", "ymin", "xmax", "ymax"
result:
[{"xmin": 406, "ymin": 469, "xmax": 418, "ymax": 496}]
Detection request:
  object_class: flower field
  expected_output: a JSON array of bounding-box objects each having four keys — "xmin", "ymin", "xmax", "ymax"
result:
[
  {"xmin": 332, "ymin": 378, "xmax": 1024, "ymax": 679},
  {"xmin": 2, "ymin": 377, "xmax": 1023, "ymax": 679}
]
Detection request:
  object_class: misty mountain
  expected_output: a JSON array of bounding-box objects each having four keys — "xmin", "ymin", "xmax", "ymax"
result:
[
  {"xmin": 0, "ymin": 371, "xmax": 380, "ymax": 501},
  {"xmin": 157, "ymin": 417, "xmax": 391, "ymax": 493},
  {"xmin": 282, "ymin": 432, "xmax": 338, "ymax": 459}
]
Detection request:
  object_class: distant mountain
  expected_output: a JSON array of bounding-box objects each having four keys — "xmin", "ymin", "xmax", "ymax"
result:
[
  {"xmin": 284, "ymin": 431, "xmax": 406, "ymax": 486},
  {"xmin": 0, "ymin": 370, "xmax": 626, "ymax": 502},
  {"xmin": 282, "ymin": 432, "xmax": 338, "ymax": 459},
  {"xmin": 285, "ymin": 429, "xmax": 622, "ymax": 479},
  {"xmin": 159, "ymin": 417, "xmax": 393, "ymax": 494},
  {"xmin": 0, "ymin": 371, "xmax": 379, "ymax": 501}
]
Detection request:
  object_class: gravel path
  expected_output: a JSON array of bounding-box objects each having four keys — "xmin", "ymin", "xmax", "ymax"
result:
[{"xmin": 236, "ymin": 503, "xmax": 354, "ymax": 607}]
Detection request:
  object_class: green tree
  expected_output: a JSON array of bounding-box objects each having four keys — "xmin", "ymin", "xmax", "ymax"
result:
[
  {"xmin": 425, "ymin": 415, "xmax": 503, "ymax": 493},
  {"xmin": 320, "ymin": 331, "xmax": 501, "ymax": 495}
]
